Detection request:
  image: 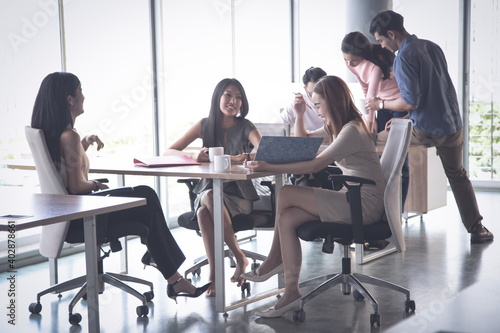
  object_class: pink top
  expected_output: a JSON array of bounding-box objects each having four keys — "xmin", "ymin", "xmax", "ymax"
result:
[{"xmin": 346, "ymin": 59, "xmax": 401, "ymax": 122}]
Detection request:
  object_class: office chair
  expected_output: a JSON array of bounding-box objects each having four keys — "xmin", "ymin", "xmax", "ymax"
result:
[
  {"xmin": 293, "ymin": 119, "xmax": 416, "ymax": 326},
  {"xmin": 25, "ymin": 126, "xmax": 154, "ymax": 325},
  {"xmin": 177, "ymin": 178, "xmax": 275, "ymax": 292},
  {"xmin": 177, "ymin": 123, "xmax": 288, "ymax": 291}
]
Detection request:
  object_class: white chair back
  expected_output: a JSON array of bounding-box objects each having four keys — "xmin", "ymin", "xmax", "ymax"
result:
[
  {"xmin": 253, "ymin": 123, "xmax": 290, "ymax": 138},
  {"xmin": 379, "ymin": 119, "xmax": 412, "ymax": 253},
  {"xmin": 25, "ymin": 126, "xmax": 70, "ymax": 258}
]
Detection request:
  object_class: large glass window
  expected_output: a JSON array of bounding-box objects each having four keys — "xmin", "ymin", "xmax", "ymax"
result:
[
  {"xmin": 298, "ymin": 0, "xmax": 347, "ymax": 83},
  {"xmin": 468, "ymin": 0, "xmax": 500, "ymax": 181},
  {"xmin": 62, "ymin": 0, "xmax": 154, "ymax": 189},
  {"xmin": 232, "ymin": 0, "xmax": 290, "ymax": 123},
  {"xmin": 156, "ymin": 0, "xmax": 233, "ymax": 219},
  {"xmin": 157, "ymin": 0, "xmax": 290, "ymax": 218},
  {"xmin": 0, "ymin": 0, "xmax": 61, "ymax": 185},
  {"xmin": 394, "ymin": 0, "xmax": 461, "ymax": 86},
  {"xmin": 0, "ymin": 0, "xmax": 62, "ymax": 250}
]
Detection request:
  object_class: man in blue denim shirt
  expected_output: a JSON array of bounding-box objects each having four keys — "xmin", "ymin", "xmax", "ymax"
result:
[{"xmin": 367, "ymin": 10, "xmax": 493, "ymax": 243}]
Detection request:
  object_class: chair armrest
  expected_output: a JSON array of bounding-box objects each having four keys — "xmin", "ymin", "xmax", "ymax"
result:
[
  {"xmin": 291, "ymin": 164, "xmax": 343, "ymax": 190},
  {"xmin": 90, "ymin": 186, "xmax": 135, "ymax": 196},
  {"xmin": 327, "ymin": 174, "xmax": 376, "ymax": 244},
  {"xmin": 259, "ymin": 180, "xmax": 276, "ymax": 217},
  {"xmin": 91, "ymin": 178, "xmax": 109, "ymax": 183},
  {"xmin": 177, "ymin": 178, "xmax": 200, "ymax": 211},
  {"xmin": 327, "ymin": 174, "xmax": 376, "ymax": 187},
  {"xmin": 177, "ymin": 178, "xmax": 199, "ymax": 190},
  {"xmin": 315, "ymin": 165, "xmax": 343, "ymax": 190}
]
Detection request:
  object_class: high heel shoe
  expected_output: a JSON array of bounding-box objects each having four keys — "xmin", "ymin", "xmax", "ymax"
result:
[
  {"xmin": 166, "ymin": 277, "xmax": 211, "ymax": 303},
  {"xmin": 141, "ymin": 251, "xmax": 157, "ymax": 269}
]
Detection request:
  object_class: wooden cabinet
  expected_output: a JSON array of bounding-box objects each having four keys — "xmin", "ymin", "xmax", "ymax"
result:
[
  {"xmin": 404, "ymin": 146, "xmax": 447, "ymax": 215},
  {"xmin": 376, "ymin": 137, "xmax": 447, "ymax": 221}
]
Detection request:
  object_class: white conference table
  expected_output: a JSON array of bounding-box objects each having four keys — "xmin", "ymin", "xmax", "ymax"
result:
[
  {"xmin": 7, "ymin": 156, "xmax": 284, "ymax": 314},
  {"xmin": 0, "ymin": 189, "xmax": 146, "ymax": 333}
]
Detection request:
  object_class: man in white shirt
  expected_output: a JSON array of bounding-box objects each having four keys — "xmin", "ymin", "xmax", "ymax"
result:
[{"xmin": 280, "ymin": 67, "xmax": 326, "ymax": 135}]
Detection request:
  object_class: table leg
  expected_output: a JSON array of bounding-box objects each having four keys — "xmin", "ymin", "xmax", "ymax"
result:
[
  {"xmin": 274, "ymin": 175, "xmax": 285, "ymax": 289},
  {"xmin": 213, "ymin": 179, "xmax": 225, "ymax": 313},
  {"xmin": 117, "ymin": 174, "xmax": 128, "ymax": 274},
  {"xmin": 83, "ymin": 215, "xmax": 100, "ymax": 333}
]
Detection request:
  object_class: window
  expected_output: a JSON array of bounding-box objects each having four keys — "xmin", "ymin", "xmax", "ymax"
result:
[
  {"xmin": 62, "ymin": 0, "xmax": 155, "ymax": 189},
  {"xmin": 468, "ymin": 0, "xmax": 500, "ymax": 181},
  {"xmin": 0, "ymin": 0, "xmax": 61, "ymax": 184},
  {"xmin": 0, "ymin": 0, "xmax": 62, "ymax": 256},
  {"xmin": 156, "ymin": 0, "xmax": 291, "ymax": 218}
]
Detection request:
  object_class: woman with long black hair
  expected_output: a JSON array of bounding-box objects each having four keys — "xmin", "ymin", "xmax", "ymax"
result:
[{"xmin": 31, "ymin": 72, "xmax": 210, "ymax": 302}]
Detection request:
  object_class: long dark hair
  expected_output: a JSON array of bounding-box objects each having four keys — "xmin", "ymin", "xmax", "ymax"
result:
[
  {"xmin": 205, "ymin": 78, "xmax": 249, "ymax": 148},
  {"xmin": 341, "ymin": 31, "xmax": 395, "ymax": 80},
  {"xmin": 313, "ymin": 76, "xmax": 368, "ymax": 137},
  {"xmin": 31, "ymin": 72, "xmax": 81, "ymax": 169}
]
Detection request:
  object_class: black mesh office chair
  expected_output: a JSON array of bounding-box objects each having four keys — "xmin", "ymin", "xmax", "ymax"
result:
[
  {"xmin": 293, "ymin": 119, "xmax": 416, "ymax": 326},
  {"xmin": 177, "ymin": 178, "xmax": 275, "ymax": 292},
  {"xmin": 25, "ymin": 126, "xmax": 154, "ymax": 326}
]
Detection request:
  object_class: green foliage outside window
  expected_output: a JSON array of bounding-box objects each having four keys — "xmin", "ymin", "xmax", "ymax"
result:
[{"xmin": 468, "ymin": 102, "xmax": 500, "ymax": 179}]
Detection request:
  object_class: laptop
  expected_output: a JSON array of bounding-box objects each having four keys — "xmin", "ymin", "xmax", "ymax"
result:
[{"xmin": 254, "ymin": 136, "xmax": 323, "ymax": 164}]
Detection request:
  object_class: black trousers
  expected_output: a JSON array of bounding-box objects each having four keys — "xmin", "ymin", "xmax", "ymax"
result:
[{"xmin": 67, "ymin": 185, "xmax": 185, "ymax": 280}]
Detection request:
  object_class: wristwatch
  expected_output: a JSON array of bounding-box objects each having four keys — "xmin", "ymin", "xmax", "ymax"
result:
[{"xmin": 379, "ymin": 99, "xmax": 384, "ymax": 110}]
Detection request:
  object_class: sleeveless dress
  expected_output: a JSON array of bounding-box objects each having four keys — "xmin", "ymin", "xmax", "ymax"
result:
[
  {"xmin": 193, "ymin": 117, "xmax": 260, "ymax": 217},
  {"xmin": 311, "ymin": 119, "xmax": 386, "ymax": 224}
]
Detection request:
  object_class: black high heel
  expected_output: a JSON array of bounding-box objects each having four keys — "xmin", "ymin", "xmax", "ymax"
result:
[
  {"xmin": 166, "ymin": 277, "xmax": 211, "ymax": 303},
  {"xmin": 141, "ymin": 251, "xmax": 157, "ymax": 269}
]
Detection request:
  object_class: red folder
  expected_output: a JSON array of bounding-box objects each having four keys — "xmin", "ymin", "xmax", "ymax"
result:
[{"xmin": 133, "ymin": 155, "xmax": 200, "ymax": 167}]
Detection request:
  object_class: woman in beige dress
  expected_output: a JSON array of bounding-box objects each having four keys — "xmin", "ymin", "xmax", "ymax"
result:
[{"xmin": 241, "ymin": 75, "xmax": 385, "ymax": 318}]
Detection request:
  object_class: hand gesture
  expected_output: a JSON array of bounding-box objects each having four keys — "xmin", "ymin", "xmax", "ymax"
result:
[
  {"xmin": 83, "ymin": 135, "xmax": 104, "ymax": 151},
  {"xmin": 195, "ymin": 147, "xmax": 210, "ymax": 162},
  {"xmin": 244, "ymin": 160, "xmax": 268, "ymax": 172},
  {"xmin": 293, "ymin": 93, "xmax": 307, "ymax": 117},
  {"xmin": 365, "ymin": 98, "xmax": 380, "ymax": 113}
]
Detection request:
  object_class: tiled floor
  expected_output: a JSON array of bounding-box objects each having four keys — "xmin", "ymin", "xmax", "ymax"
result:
[{"xmin": 0, "ymin": 190, "xmax": 498, "ymax": 333}]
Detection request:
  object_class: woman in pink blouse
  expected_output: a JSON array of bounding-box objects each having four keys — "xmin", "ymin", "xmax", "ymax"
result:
[{"xmin": 341, "ymin": 31, "xmax": 406, "ymax": 133}]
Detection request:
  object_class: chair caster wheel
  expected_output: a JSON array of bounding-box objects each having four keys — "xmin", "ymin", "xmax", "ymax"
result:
[
  {"xmin": 136, "ymin": 305, "xmax": 149, "ymax": 317},
  {"xmin": 370, "ymin": 313, "xmax": 380, "ymax": 327},
  {"xmin": 143, "ymin": 291, "xmax": 154, "ymax": 302},
  {"xmin": 223, "ymin": 312, "xmax": 229, "ymax": 318},
  {"xmin": 405, "ymin": 299, "xmax": 416, "ymax": 312},
  {"xmin": 241, "ymin": 281, "xmax": 251, "ymax": 293},
  {"xmin": 353, "ymin": 289, "xmax": 364, "ymax": 301},
  {"xmin": 29, "ymin": 302, "xmax": 42, "ymax": 314},
  {"xmin": 293, "ymin": 309, "xmax": 305, "ymax": 322},
  {"xmin": 69, "ymin": 313, "xmax": 82, "ymax": 325}
]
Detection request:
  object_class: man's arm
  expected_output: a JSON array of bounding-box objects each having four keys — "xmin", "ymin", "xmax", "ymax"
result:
[{"xmin": 366, "ymin": 97, "xmax": 417, "ymax": 113}]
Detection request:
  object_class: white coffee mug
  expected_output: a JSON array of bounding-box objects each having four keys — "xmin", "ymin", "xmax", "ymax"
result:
[
  {"xmin": 214, "ymin": 155, "xmax": 231, "ymax": 172},
  {"xmin": 209, "ymin": 147, "xmax": 224, "ymax": 162}
]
